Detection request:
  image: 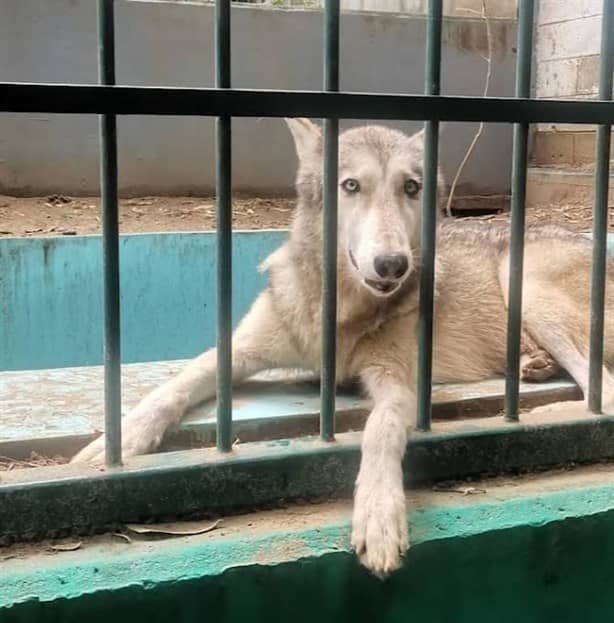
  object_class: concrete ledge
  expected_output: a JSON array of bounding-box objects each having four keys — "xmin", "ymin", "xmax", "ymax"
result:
[
  {"xmin": 3, "ymin": 467, "xmax": 614, "ymax": 621},
  {"xmin": 0, "ymin": 361, "xmax": 581, "ymax": 459},
  {"xmin": 531, "ymin": 128, "xmax": 614, "ymax": 167},
  {"xmin": 527, "ymin": 165, "xmax": 614, "ymax": 206}
]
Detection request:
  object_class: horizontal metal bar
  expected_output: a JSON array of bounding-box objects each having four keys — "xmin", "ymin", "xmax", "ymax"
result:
[
  {"xmin": 2, "ymin": 83, "xmax": 614, "ymax": 124},
  {"xmin": 3, "ymin": 415, "xmax": 614, "ymax": 541}
]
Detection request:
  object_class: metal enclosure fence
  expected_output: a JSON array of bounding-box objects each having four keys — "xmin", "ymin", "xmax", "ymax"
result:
[{"xmin": 0, "ymin": 0, "xmax": 613, "ymax": 538}]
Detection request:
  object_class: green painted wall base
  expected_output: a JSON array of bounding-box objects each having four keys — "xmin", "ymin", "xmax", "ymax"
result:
[{"xmin": 3, "ymin": 480, "xmax": 614, "ymax": 623}]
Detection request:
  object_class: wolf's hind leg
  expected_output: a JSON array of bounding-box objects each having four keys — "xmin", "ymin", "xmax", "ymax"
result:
[
  {"xmin": 520, "ymin": 347, "xmax": 561, "ymax": 382},
  {"xmin": 522, "ymin": 284, "xmax": 614, "ymax": 414}
]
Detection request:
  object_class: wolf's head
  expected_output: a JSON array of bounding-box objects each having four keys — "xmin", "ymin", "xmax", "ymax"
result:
[{"xmin": 286, "ymin": 118, "xmax": 443, "ymax": 298}]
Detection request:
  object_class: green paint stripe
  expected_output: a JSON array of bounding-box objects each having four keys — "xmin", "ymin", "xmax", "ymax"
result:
[{"xmin": 3, "ymin": 482, "xmax": 614, "ymax": 609}]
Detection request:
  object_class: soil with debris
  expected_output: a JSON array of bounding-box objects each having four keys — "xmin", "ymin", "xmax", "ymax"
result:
[
  {"xmin": 1, "ymin": 194, "xmax": 612, "ymax": 237},
  {"xmin": 0, "ymin": 194, "xmax": 295, "ymax": 236},
  {"xmin": 0, "ymin": 453, "xmax": 68, "ymax": 472}
]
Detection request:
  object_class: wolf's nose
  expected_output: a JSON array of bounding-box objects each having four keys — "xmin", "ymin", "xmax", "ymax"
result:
[{"xmin": 373, "ymin": 253, "xmax": 409, "ymax": 279}]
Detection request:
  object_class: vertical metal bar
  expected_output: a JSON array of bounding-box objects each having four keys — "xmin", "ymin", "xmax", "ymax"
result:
[
  {"xmin": 416, "ymin": 0, "xmax": 442, "ymax": 432},
  {"xmin": 504, "ymin": 0, "xmax": 534, "ymax": 422},
  {"xmin": 98, "ymin": 0, "xmax": 122, "ymax": 466},
  {"xmin": 588, "ymin": 0, "xmax": 614, "ymax": 413},
  {"xmin": 320, "ymin": 0, "xmax": 340, "ymax": 442},
  {"xmin": 216, "ymin": 0, "xmax": 233, "ymax": 452}
]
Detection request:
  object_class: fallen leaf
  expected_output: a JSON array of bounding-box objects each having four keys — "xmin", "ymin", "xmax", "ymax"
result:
[
  {"xmin": 433, "ymin": 484, "xmax": 486, "ymax": 496},
  {"xmin": 0, "ymin": 554, "xmax": 16, "ymax": 562},
  {"xmin": 126, "ymin": 518, "xmax": 222, "ymax": 536},
  {"xmin": 111, "ymin": 532, "xmax": 133, "ymax": 544},
  {"xmin": 50, "ymin": 541, "xmax": 82, "ymax": 552}
]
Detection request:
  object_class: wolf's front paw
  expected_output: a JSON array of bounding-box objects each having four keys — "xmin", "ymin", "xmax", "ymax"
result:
[
  {"xmin": 351, "ymin": 482, "xmax": 408, "ymax": 578},
  {"xmin": 70, "ymin": 420, "xmax": 157, "ymax": 464},
  {"xmin": 71, "ymin": 391, "xmax": 184, "ymax": 464}
]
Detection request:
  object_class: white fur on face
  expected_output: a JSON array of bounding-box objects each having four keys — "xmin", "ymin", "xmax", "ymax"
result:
[{"xmin": 338, "ymin": 150, "xmax": 422, "ymax": 296}]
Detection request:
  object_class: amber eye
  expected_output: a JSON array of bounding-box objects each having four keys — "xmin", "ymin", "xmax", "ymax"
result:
[
  {"xmin": 404, "ymin": 179, "xmax": 421, "ymax": 197},
  {"xmin": 341, "ymin": 178, "xmax": 361, "ymax": 193}
]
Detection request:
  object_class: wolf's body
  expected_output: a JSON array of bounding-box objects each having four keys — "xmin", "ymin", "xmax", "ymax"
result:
[{"xmin": 74, "ymin": 120, "xmax": 614, "ymax": 577}]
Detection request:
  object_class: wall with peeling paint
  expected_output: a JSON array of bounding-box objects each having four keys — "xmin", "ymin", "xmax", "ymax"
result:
[
  {"xmin": 0, "ymin": 0, "xmax": 517, "ymax": 196},
  {"xmin": 0, "ymin": 231, "xmax": 287, "ymax": 371},
  {"xmin": 2, "ymin": 482, "xmax": 614, "ymax": 622}
]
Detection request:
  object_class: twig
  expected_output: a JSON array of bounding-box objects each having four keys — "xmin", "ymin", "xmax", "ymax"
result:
[{"xmin": 445, "ymin": 0, "xmax": 493, "ymax": 217}]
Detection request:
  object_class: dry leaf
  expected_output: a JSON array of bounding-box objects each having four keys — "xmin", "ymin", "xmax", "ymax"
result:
[
  {"xmin": 50, "ymin": 541, "xmax": 82, "ymax": 552},
  {"xmin": 111, "ymin": 532, "xmax": 133, "ymax": 544},
  {"xmin": 126, "ymin": 518, "xmax": 222, "ymax": 536},
  {"xmin": 433, "ymin": 484, "xmax": 486, "ymax": 496}
]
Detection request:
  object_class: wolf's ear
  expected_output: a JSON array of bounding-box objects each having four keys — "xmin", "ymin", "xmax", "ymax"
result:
[
  {"xmin": 407, "ymin": 126, "xmax": 425, "ymax": 149},
  {"xmin": 409, "ymin": 123, "xmax": 447, "ymax": 146},
  {"xmin": 285, "ymin": 118, "xmax": 322, "ymax": 161}
]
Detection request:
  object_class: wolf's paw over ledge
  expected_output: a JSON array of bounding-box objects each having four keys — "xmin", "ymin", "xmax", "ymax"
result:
[
  {"xmin": 71, "ymin": 395, "xmax": 179, "ymax": 464},
  {"xmin": 351, "ymin": 487, "xmax": 408, "ymax": 578}
]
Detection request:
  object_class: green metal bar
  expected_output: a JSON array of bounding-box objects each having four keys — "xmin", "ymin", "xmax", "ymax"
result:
[
  {"xmin": 504, "ymin": 0, "xmax": 534, "ymax": 422},
  {"xmin": 4, "ymin": 415, "xmax": 614, "ymax": 541},
  {"xmin": 3, "ymin": 83, "xmax": 614, "ymax": 125},
  {"xmin": 215, "ymin": 0, "xmax": 233, "ymax": 452},
  {"xmin": 588, "ymin": 0, "xmax": 614, "ymax": 414},
  {"xmin": 320, "ymin": 0, "xmax": 340, "ymax": 442},
  {"xmin": 97, "ymin": 0, "xmax": 122, "ymax": 466},
  {"xmin": 416, "ymin": 0, "xmax": 442, "ymax": 432}
]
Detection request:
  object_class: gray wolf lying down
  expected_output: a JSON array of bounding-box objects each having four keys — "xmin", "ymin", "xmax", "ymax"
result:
[{"xmin": 74, "ymin": 119, "xmax": 614, "ymax": 577}]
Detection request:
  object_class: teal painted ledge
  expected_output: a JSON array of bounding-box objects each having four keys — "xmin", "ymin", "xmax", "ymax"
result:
[
  {"xmin": 2, "ymin": 230, "xmax": 611, "ymax": 372},
  {"xmin": 2, "ymin": 478, "xmax": 614, "ymax": 623},
  {"xmin": 0, "ymin": 230, "xmax": 287, "ymax": 371}
]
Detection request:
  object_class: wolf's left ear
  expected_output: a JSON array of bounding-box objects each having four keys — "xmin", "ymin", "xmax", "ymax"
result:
[
  {"xmin": 285, "ymin": 118, "xmax": 322, "ymax": 161},
  {"xmin": 408, "ymin": 126, "xmax": 425, "ymax": 148},
  {"xmin": 409, "ymin": 123, "xmax": 448, "ymax": 145}
]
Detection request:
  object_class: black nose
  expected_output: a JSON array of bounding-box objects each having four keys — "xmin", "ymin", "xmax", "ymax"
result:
[{"xmin": 373, "ymin": 253, "xmax": 409, "ymax": 279}]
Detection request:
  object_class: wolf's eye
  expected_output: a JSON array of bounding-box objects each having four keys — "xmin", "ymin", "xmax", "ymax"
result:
[
  {"xmin": 341, "ymin": 178, "xmax": 361, "ymax": 193},
  {"xmin": 404, "ymin": 179, "xmax": 421, "ymax": 197}
]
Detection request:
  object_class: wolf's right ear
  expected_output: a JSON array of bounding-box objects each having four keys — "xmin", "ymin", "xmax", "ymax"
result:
[{"xmin": 285, "ymin": 118, "xmax": 322, "ymax": 161}]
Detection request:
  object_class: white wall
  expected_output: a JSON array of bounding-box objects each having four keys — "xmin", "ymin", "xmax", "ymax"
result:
[{"xmin": 0, "ymin": 1, "xmax": 517, "ymax": 196}]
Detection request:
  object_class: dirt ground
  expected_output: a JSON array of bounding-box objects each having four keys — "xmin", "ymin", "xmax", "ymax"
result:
[
  {"xmin": 0, "ymin": 194, "xmax": 295, "ymax": 236},
  {"xmin": 1, "ymin": 193, "xmax": 613, "ymax": 237}
]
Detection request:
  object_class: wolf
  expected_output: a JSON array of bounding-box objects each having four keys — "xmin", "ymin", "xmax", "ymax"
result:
[{"xmin": 73, "ymin": 118, "xmax": 614, "ymax": 577}]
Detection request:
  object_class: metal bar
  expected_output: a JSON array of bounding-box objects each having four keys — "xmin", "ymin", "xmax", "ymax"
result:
[
  {"xmin": 416, "ymin": 0, "xmax": 442, "ymax": 432},
  {"xmin": 588, "ymin": 0, "xmax": 614, "ymax": 414},
  {"xmin": 97, "ymin": 0, "xmax": 122, "ymax": 466},
  {"xmin": 215, "ymin": 0, "xmax": 233, "ymax": 452},
  {"xmin": 4, "ymin": 414, "xmax": 614, "ymax": 540},
  {"xmin": 320, "ymin": 0, "xmax": 340, "ymax": 442},
  {"xmin": 3, "ymin": 83, "xmax": 614, "ymax": 124},
  {"xmin": 504, "ymin": 0, "xmax": 534, "ymax": 422}
]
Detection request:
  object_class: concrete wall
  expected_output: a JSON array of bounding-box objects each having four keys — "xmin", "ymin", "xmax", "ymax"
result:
[
  {"xmin": 529, "ymin": 1, "xmax": 611, "ymax": 174},
  {"xmin": 239, "ymin": 0, "xmax": 518, "ymax": 19},
  {"xmin": 535, "ymin": 0, "xmax": 604, "ymax": 100},
  {"xmin": 0, "ymin": 1, "xmax": 517, "ymax": 196}
]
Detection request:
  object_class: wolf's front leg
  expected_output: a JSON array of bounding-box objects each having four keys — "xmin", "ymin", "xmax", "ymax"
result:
[
  {"xmin": 72, "ymin": 290, "xmax": 299, "ymax": 463},
  {"xmin": 351, "ymin": 365, "xmax": 415, "ymax": 577}
]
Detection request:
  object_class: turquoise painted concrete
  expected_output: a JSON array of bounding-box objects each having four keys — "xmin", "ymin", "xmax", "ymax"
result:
[
  {"xmin": 2, "ymin": 231, "xmax": 611, "ymax": 372},
  {"xmin": 2, "ymin": 483, "xmax": 614, "ymax": 622},
  {"xmin": 0, "ymin": 230, "xmax": 287, "ymax": 371}
]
